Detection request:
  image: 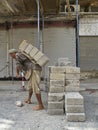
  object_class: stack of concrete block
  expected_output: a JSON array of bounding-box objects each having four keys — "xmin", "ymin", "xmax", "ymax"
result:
[
  {"xmin": 65, "ymin": 92, "xmax": 85, "ymax": 122},
  {"xmin": 48, "ymin": 66, "xmax": 66, "ymax": 115},
  {"xmin": 48, "ymin": 66, "xmax": 85, "ymax": 122},
  {"xmin": 65, "ymin": 66, "xmax": 85, "ymax": 122},
  {"xmin": 19, "ymin": 40, "xmax": 49, "ymax": 66}
]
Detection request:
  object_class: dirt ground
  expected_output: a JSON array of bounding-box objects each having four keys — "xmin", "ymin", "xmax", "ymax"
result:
[{"xmin": 0, "ymin": 79, "xmax": 98, "ymax": 130}]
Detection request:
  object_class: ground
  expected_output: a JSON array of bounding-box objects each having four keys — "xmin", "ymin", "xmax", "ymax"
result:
[{"xmin": 0, "ymin": 79, "xmax": 98, "ymax": 130}]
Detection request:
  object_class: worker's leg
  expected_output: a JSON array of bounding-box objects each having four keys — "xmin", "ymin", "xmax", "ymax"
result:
[
  {"xmin": 25, "ymin": 73, "xmax": 33, "ymax": 104},
  {"xmin": 33, "ymin": 93, "xmax": 44, "ymax": 110},
  {"xmin": 32, "ymin": 70, "xmax": 44, "ymax": 110},
  {"xmin": 25, "ymin": 89, "xmax": 33, "ymax": 104}
]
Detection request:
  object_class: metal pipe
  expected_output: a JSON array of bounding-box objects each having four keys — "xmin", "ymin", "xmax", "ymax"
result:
[
  {"xmin": 37, "ymin": 0, "xmax": 40, "ymax": 50},
  {"xmin": 76, "ymin": 0, "xmax": 80, "ymax": 67}
]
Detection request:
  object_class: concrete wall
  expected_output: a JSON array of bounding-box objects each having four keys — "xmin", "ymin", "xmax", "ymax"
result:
[
  {"xmin": 0, "ymin": 23, "xmax": 76, "ymax": 78},
  {"xmin": 79, "ymin": 17, "xmax": 98, "ymax": 71}
]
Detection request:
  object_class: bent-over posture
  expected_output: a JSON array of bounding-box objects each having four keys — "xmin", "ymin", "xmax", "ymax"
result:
[{"xmin": 9, "ymin": 49, "xmax": 44, "ymax": 110}]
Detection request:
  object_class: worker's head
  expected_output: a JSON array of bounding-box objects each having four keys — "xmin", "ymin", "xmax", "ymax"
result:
[{"xmin": 9, "ymin": 49, "xmax": 17, "ymax": 59}]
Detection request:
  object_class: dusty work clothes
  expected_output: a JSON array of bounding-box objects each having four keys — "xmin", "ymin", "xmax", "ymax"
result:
[
  {"xmin": 15, "ymin": 52, "xmax": 42, "ymax": 93},
  {"xmin": 27, "ymin": 70, "xmax": 41, "ymax": 94}
]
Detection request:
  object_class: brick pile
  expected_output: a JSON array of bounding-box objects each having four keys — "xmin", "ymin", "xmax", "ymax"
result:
[{"xmin": 48, "ymin": 66, "xmax": 85, "ymax": 122}]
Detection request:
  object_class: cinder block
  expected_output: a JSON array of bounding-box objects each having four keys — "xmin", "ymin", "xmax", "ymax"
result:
[
  {"xmin": 48, "ymin": 93, "xmax": 64, "ymax": 102},
  {"xmin": 66, "ymin": 105, "xmax": 84, "ymax": 113},
  {"xmin": 24, "ymin": 44, "xmax": 33, "ymax": 54},
  {"xmin": 49, "ymin": 66, "xmax": 66, "ymax": 73},
  {"xmin": 65, "ymin": 74, "xmax": 80, "ymax": 80},
  {"xmin": 33, "ymin": 51, "xmax": 44, "ymax": 61},
  {"xmin": 47, "ymin": 109, "xmax": 64, "ymax": 115},
  {"xmin": 65, "ymin": 92, "xmax": 84, "ymax": 105},
  {"xmin": 50, "ymin": 73, "xmax": 65, "ymax": 80},
  {"xmin": 50, "ymin": 80, "xmax": 65, "ymax": 87},
  {"xmin": 66, "ymin": 113, "xmax": 85, "ymax": 122},
  {"xmin": 65, "ymin": 66, "xmax": 80, "ymax": 74},
  {"xmin": 37, "ymin": 55, "xmax": 49, "ymax": 66},
  {"xmin": 65, "ymin": 85, "xmax": 80, "ymax": 92},
  {"xmin": 29, "ymin": 47, "xmax": 39, "ymax": 58},
  {"xmin": 66, "ymin": 79, "xmax": 80, "ymax": 86},
  {"xmin": 19, "ymin": 40, "xmax": 28, "ymax": 51},
  {"xmin": 48, "ymin": 101, "xmax": 64, "ymax": 109},
  {"xmin": 49, "ymin": 86, "xmax": 64, "ymax": 93}
]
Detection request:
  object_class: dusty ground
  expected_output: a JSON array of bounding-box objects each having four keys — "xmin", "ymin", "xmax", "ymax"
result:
[{"xmin": 0, "ymin": 79, "xmax": 98, "ymax": 130}]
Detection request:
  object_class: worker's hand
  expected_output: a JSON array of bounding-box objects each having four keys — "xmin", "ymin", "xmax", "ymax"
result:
[{"xmin": 16, "ymin": 73, "xmax": 20, "ymax": 78}]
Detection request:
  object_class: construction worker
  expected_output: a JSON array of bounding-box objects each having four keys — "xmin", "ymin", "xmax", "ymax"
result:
[{"xmin": 9, "ymin": 49, "xmax": 44, "ymax": 110}]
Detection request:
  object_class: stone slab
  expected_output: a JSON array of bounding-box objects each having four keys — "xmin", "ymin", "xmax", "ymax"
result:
[
  {"xmin": 49, "ymin": 86, "xmax": 64, "ymax": 93},
  {"xmin": 65, "ymin": 74, "xmax": 80, "ymax": 80},
  {"xmin": 50, "ymin": 73, "xmax": 66, "ymax": 80},
  {"xmin": 48, "ymin": 93, "xmax": 64, "ymax": 102},
  {"xmin": 65, "ymin": 92, "xmax": 84, "ymax": 105},
  {"xmin": 65, "ymin": 66, "xmax": 80, "ymax": 74},
  {"xmin": 47, "ymin": 109, "xmax": 64, "ymax": 115},
  {"xmin": 65, "ymin": 85, "xmax": 80, "ymax": 92},
  {"xmin": 66, "ymin": 79, "xmax": 80, "ymax": 86},
  {"xmin": 65, "ymin": 105, "xmax": 84, "ymax": 113},
  {"xmin": 48, "ymin": 101, "xmax": 64, "ymax": 109},
  {"xmin": 50, "ymin": 80, "xmax": 65, "ymax": 87},
  {"xmin": 49, "ymin": 66, "xmax": 66, "ymax": 73},
  {"xmin": 66, "ymin": 113, "xmax": 85, "ymax": 122}
]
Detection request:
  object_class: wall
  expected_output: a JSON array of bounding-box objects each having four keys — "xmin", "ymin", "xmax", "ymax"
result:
[
  {"xmin": 79, "ymin": 16, "xmax": 98, "ymax": 71},
  {"xmin": 0, "ymin": 21, "xmax": 76, "ymax": 78}
]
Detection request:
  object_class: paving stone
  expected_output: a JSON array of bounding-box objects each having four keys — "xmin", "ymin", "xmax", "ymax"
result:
[
  {"xmin": 37, "ymin": 55, "xmax": 49, "ymax": 66},
  {"xmin": 47, "ymin": 109, "xmax": 64, "ymax": 115},
  {"xmin": 66, "ymin": 113, "xmax": 85, "ymax": 122},
  {"xmin": 49, "ymin": 66, "xmax": 66, "ymax": 73},
  {"xmin": 65, "ymin": 74, "xmax": 80, "ymax": 80},
  {"xmin": 65, "ymin": 105, "xmax": 84, "ymax": 113},
  {"xmin": 33, "ymin": 51, "xmax": 44, "ymax": 61},
  {"xmin": 65, "ymin": 92, "xmax": 84, "ymax": 105},
  {"xmin": 65, "ymin": 66, "xmax": 80, "ymax": 74},
  {"xmin": 48, "ymin": 101, "xmax": 64, "ymax": 109},
  {"xmin": 50, "ymin": 73, "xmax": 66, "ymax": 80},
  {"xmin": 49, "ymin": 86, "xmax": 64, "ymax": 93},
  {"xmin": 48, "ymin": 93, "xmax": 64, "ymax": 102},
  {"xmin": 50, "ymin": 80, "xmax": 65, "ymax": 87}
]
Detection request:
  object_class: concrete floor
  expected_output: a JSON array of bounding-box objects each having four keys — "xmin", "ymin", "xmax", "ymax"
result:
[{"xmin": 0, "ymin": 79, "xmax": 98, "ymax": 130}]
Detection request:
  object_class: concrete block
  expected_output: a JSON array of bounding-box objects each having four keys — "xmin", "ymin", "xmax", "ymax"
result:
[
  {"xmin": 66, "ymin": 105, "xmax": 84, "ymax": 113},
  {"xmin": 37, "ymin": 55, "xmax": 49, "ymax": 67},
  {"xmin": 65, "ymin": 92, "xmax": 84, "ymax": 105},
  {"xmin": 50, "ymin": 73, "xmax": 65, "ymax": 80},
  {"xmin": 65, "ymin": 85, "xmax": 80, "ymax": 92},
  {"xmin": 47, "ymin": 109, "xmax": 64, "ymax": 115},
  {"xmin": 66, "ymin": 79, "xmax": 80, "ymax": 86},
  {"xmin": 48, "ymin": 101, "xmax": 64, "ymax": 109},
  {"xmin": 49, "ymin": 66, "xmax": 66, "ymax": 73},
  {"xmin": 49, "ymin": 86, "xmax": 64, "ymax": 93},
  {"xmin": 65, "ymin": 66, "xmax": 80, "ymax": 74},
  {"xmin": 19, "ymin": 40, "xmax": 28, "ymax": 51},
  {"xmin": 24, "ymin": 44, "xmax": 33, "ymax": 54},
  {"xmin": 66, "ymin": 113, "xmax": 85, "ymax": 122},
  {"xmin": 33, "ymin": 51, "xmax": 44, "ymax": 61},
  {"xmin": 65, "ymin": 73, "xmax": 80, "ymax": 80},
  {"xmin": 48, "ymin": 93, "xmax": 64, "ymax": 102},
  {"xmin": 50, "ymin": 80, "xmax": 65, "ymax": 87},
  {"xmin": 29, "ymin": 47, "xmax": 39, "ymax": 58}
]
